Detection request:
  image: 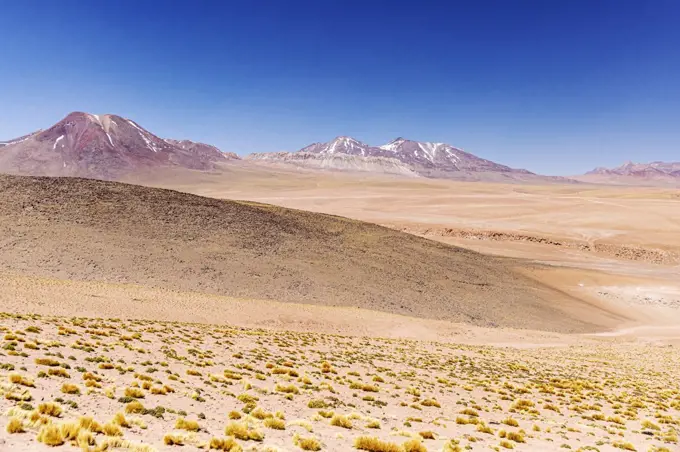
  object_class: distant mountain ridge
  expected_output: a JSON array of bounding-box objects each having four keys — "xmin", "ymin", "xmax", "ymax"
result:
[
  {"xmin": 0, "ymin": 112, "xmax": 237, "ymax": 179},
  {"xmin": 586, "ymin": 161, "xmax": 680, "ymax": 178},
  {"xmin": 247, "ymin": 136, "xmax": 562, "ymax": 182}
]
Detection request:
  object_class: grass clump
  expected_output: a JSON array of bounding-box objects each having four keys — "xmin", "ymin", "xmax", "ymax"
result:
[
  {"xmin": 113, "ymin": 412, "xmax": 131, "ymax": 428},
  {"xmin": 308, "ymin": 399, "xmax": 328, "ymax": 409},
  {"xmin": 330, "ymin": 414, "xmax": 353, "ymax": 429},
  {"xmin": 6, "ymin": 417, "xmax": 25, "ymax": 433},
  {"xmin": 225, "ymin": 421, "xmax": 264, "ymax": 441},
  {"xmin": 293, "ymin": 433, "xmax": 322, "ymax": 450},
  {"xmin": 499, "ymin": 440, "xmax": 514, "ymax": 449},
  {"xmin": 37, "ymin": 424, "xmax": 65, "ymax": 446},
  {"xmin": 505, "ymin": 431, "xmax": 525, "ymax": 443},
  {"xmin": 366, "ymin": 419, "xmax": 381, "ymax": 429},
  {"xmin": 209, "ymin": 436, "xmax": 242, "ymax": 451},
  {"xmin": 48, "ymin": 368, "xmax": 70, "ymax": 378},
  {"xmin": 38, "ymin": 402, "xmax": 63, "ymax": 417},
  {"xmin": 275, "ymin": 383, "xmax": 300, "ymax": 394},
  {"xmin": 501, "ymin": 417, "xmax": 519, "ymax": 427},
  {"xmin": 420, "ymin": 399, "xmax": 440, "ymax": 408},
  {"xmin": 354, "ymin": 436, "xmax": 402, "ymax": 452},
  {"xmin": 402, "ymin": 439, "xmax": 427, "ymax": 452},
  {"xmin": 60, "ymin": 421, "xmax": 81, "ymax": 441},
  {"xmin": 61, "ymin": 383, "xmax": 80, "ymax": 395},
  {"xmin": 9, "ymin": 373, "xmax": 35, "ymax": 387},
  {"xmin": 175, "ymin": 417, "xmax": 200, "ymax": 431},
  {"xmin": 124, "ymin": 387, "xmax": 145, "ymax": 398},
  {"xmin": 264, "ymin": 417, "xmax": 286, "ymax": 430},
  {"xmin": 164, "ymin": 433, "xmax": 185, "ymax": 446},
  {"xmin": 35, "ymin": 357, "xmax": 61, "ymax": 367},
  {"xmin": 103, "ymin": 422, "xmax": 123, "ymax": 436},
  {"xmin": 125, "ymin": 400, "xmax": 145, "ymax": 414}
]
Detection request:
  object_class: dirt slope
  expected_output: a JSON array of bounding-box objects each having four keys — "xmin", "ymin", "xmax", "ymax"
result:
[{"xmin": 0, "ymin": 174, "xmax": 627, "ymax": 332}]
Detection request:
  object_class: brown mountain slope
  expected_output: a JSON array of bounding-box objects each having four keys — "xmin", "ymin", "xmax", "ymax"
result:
[
  {"xmin": 0, "ymin": 174, "xmax": 626, "ymax": 332},
  {"xmin": 0, "ymin": 112, "xmax": 232, "ymax": 180}
]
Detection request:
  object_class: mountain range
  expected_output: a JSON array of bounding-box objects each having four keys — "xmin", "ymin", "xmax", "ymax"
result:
[
  {"xmin": 247, "ymin": 136, "xmax": 551, "ymax": 181},
  {"xmin": 582, "ymin": 161, "xmax": 680, "ymax": 183},
  {"xmin": 0, "ymin": 112, "xmax": 237, "ymax": 179},
  {"xmin": 1, "ymin": 112, "xmax": 677, "ymax": 185}
]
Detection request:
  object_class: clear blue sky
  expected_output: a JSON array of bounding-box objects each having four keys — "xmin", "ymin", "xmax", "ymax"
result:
[{"xmin": 1, "ymin": 1, "xmax": 678, "ymax": 174}]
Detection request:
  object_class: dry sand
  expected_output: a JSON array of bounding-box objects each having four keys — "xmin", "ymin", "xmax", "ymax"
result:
[
  {"xmin": 1, "ymin": 312, "xmax": 679, "ymax": 452},
  {"xmin": 1, "ymin": 166, "xmax": 679, "ymax": 451},
  {"xmin": 130, "ymin": 163, "xmax": 680, "ymax": 324}
]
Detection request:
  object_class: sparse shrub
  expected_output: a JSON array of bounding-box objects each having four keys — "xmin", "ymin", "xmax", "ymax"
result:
[
  {"xmin": 124, "ymin": 387, "xmax": 145, "ymax": 398},
  {"xmin": 126, "ymin": 400, "xmax": 145, "ymax": 414},
  {"xmin": 477, "ymin": 423, "xmax": 494, "ymax": 435},
  {"xmin": 308, "ymin": 399, "xmax": 328, "ymax": 409},
  {"xmin": 225, "ymin": 421, "xmax": 264, "ymax": 441},
  {"xmin": 402, "ymin": 438, "xmax": 427, "ymax": 452},
  {"xmin": 176, "ymin": 417, "xmax": 200, "ymax": 431},
  {"xmin": 264, "ymin": 417, "xmax": 286, "ymax": 430},
  {"xmin": 61, "ymin": 383, "xmax": 80, "ymax": 394},
  {"xmin": 641, "ymin": 420, "xmax": 660, "ymax": 430},
  {"xmin": 37, "ymin": 424, "xmax": 65, "ymax": 446},
  {"xmin": 506, "ymin": 431, "xmax": 525, "ymax": 443},
  {"xmin": 60, "ymin": 421, "xmax": 81, "ymax": 441},
  {"xmin": 420, "ymin": 399, "xmax": 440, "ymax": 408},
  {"xmin": 35, "ymin": 357, "xmax": 61, "ymax": 367},
  {"xmin": 6, "ymin": 417, "xmax": 24, "ymax": 433},
  {"xmin": 113, "ymin": 412, "xmax": 131, "ymax": 428},
  {"xmin": 48, "ymin": 368, "xmax": 70, "ymax": 378},
  {"xmin": 293, "ymin": 433, "xmax": 322, "ymax": 451},
  {"xmin": 103, "ymin": 422, "xmax": 123, "ymax": 436},
  {"xmin": 9, "ymin": 373, "xmax": 35, "ymax": 387},
  {"xmin": 318, "ymin": 410, "xmax": 334, "ymax": 418},
  {"xmin": 354, "ymin": 436, "xmax": 402, "ymax": 452},
  {"xmin": 38, "ymin": 402, "xmax": 63, "ymax": 417},
  {"xmin": 164, "ymin": 433, "xmax": 185, "ymax": 446},
  {"xmin": 79, "ymin": 416, "xmax": 103, "ymax": 434},
  {"xmin": 501, "ymin": 417, "xmax": 519, "ymax": 427},
  {"xmin": 209, "ymin": 436, "xmax": 242, "ymax": 451},
  {"xmin": 275, "ymin": 383, "xmax": 300, "ymax": 394},
  {"xmin": 366, "ymin": 419, "xmax": 381, "ymax": 429},
  {"xmin": 330, "ymin": 414, "xmax": 352, "ymax": 429}
]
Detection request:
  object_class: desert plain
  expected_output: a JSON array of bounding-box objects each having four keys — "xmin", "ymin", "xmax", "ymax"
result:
[{"xmin": 1, "ymin": 162, "xmax": 680, "ymax": 451}]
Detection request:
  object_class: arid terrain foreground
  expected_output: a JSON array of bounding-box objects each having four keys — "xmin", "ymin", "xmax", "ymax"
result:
[{"xmin": 1, "ymin": 166, "xmax": 680, "ymax": 451}]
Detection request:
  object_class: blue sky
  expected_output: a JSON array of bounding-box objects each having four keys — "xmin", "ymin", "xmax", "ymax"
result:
[{"xmin": 1, "ymin": 0, "xmax": 678, "ymax": 174}]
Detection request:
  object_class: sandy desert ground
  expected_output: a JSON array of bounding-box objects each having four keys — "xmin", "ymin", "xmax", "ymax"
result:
[
  {"xmin": 131, "ymin": 163, "xmax": 680, "ymax": 317},
  {"xmin": 1, "ymin": 165, "xmax": 680, "ymax": 451}
]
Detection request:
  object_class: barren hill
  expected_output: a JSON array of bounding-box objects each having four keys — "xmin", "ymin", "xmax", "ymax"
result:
[{"xmin": 0, "ymin": 174, "xmax": 625, "ymax": 332}]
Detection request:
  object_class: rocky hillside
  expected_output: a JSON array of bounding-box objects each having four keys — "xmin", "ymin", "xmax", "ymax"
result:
[{"xmin": 0, "ymin": 173, "xmax": 616, "ymax": 332}]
